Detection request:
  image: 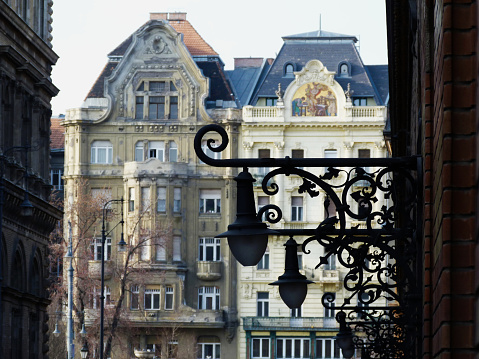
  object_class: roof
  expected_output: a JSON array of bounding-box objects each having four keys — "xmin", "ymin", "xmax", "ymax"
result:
[
  {"xmin": 283, "ymin": 29, "xmax": 358, "ymax": 42},
  {"xmin": 108, "ymin": 19, "xmax": 218, "ymax": 58},
  {"xmin": 226, "ymin": 59, "xmax": 273, "ymax": 107},
  {"xmin": 366, "ymin": 65, "xmax": 389, "ymax": 105},
  {"xmin": 87, "ymin": 16, "xmax": 220, "ymax": 100},
  {"xmin": 196, "ymin": 61, "xmax": 235, "ymax": 102},
  {"xmin": 50, "ymin": 116, "xmax": 65, "ymax": 150},
  {"xmin": 250, "ymin": 31, "xmax": 384, "ymax": 105}
]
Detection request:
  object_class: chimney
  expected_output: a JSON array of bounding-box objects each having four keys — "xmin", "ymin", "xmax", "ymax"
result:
[
  {"xmin": 234, "ymin": 58, "xmax": 264, "ymax": 69},
  {"xmin": 150, "ymin": 12, "xmax": 187, "ymax": 21},
  {"xmin": 169, "ymin": 12, "xmax": 187, "ymax": 20},
  {"xmin": 150, "ymin": 13, "xmax": 168, "ymax": 20}
]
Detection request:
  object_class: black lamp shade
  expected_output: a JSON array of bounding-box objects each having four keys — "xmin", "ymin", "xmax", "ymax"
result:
[
  {"xmin": 217, "ymin": 169, "xmax": 277, "ymax": 266},
  {"xmin": 335, "ymin": 311, "xmax": 355, "ymax": 359},
  {"xmin": 270, "ymin": 237, "xmax": 313, "ymax": 308}
]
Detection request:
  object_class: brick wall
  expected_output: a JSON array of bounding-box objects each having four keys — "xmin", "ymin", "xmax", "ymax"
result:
[{"xmin": 419, "ymin": 1, "xmax": 477, "ymax": 358}]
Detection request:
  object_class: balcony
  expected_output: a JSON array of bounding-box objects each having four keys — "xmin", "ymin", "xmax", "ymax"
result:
[
  {"xmin": 88, "ymin": 260, "xmax": 113, "ymax": 280},
  {"xmin": 242, "ymin": 105, "xmax": 386, "ymax": 123},
  {"xmin": 319, "ymin": 269, "xmax": 340, "ymax": 283},
  {"xmin": 196, "ymin": 261, "xmax": 222, "ymax": 281},
  {"xmin": 243, "ymin": 317, "xmax": 338, "ymax": 331}
]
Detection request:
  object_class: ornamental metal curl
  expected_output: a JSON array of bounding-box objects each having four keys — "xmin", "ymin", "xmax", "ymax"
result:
[{"xmin": 194, "ymin": 124, "xmax": 422, "ymax": 359}]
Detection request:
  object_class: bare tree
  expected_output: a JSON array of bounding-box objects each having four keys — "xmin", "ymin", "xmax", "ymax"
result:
[{"xmin": 47, "ymin": 179, "xmax": 173, "ymax": 358}]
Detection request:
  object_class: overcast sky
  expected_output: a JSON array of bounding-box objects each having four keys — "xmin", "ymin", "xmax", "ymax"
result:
[{"xmin": 50, "ymin": 0, "xmax": 387, "ymax": 116}]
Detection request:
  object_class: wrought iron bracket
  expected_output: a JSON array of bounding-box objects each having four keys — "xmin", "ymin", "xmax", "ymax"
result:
[{"xmin": 194, "ymin": 124, "xmax": 422, "ymax": 359}]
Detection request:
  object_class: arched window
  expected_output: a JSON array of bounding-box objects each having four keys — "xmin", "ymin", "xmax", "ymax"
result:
[
  {"xmin": 12, "ymin": 250, "xmax": 25, "ymax": 291},
  {"xmin": 338, "ymin": 62, "xmax": 351, "ymax": 77},
  {"xmin": 284, "ymin": 63, "xmax": 294, "ymax": 77},
  {"xmin": 30, "ymin": 257, "xmax": 41, "ymax": 296}
]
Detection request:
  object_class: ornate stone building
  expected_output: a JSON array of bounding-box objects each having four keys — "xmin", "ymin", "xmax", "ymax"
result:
[
  {"xmin": 0, "ymin": 0, "xmax": 61, "ymax": 358},
  {"xmin": 228, "ymin": 31, "xmax": 388, "ymax": 359},
  {"xmin": 63, "ymin": 13, "xmax": 240, "ymax": 359}
]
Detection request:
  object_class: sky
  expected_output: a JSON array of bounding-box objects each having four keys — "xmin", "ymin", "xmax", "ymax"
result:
[{"xmin": 50, "ymin": 0, "xmax": 388, "ymax": 116}]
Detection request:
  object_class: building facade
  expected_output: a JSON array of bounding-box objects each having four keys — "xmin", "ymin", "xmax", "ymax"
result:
[
  {"xmin": 228, "ymin": 32, "xmax": 388, "ymax": 359},
  {"xmin": 62, "ymin": 13, "xmax": 240, "ymax": 359},
  {"xmin": 0, "ymin": 0, "xmax": 61, "ymax": 358}
]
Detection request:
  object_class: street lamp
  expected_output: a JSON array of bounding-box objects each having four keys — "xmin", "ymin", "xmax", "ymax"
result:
[
  {"xmin": 194, "ymin": 124, "xmax": 421, "ymax": 359},
  {"xmin": 99, "ymin": 198, "xmax": 125, "ymax": 359},
  {"xmin": 0, "ymin": 145, "xmax": 35, "ymax": 355},
  {"xmin": 80, "ymin": 343, "xmax": 89, "ymax": 359}
]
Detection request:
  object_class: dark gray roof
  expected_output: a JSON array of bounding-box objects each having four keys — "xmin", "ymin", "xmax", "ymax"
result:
[
  {"xmin": 366, "ymin": 65, "xmax": 389, "ymax": 105},
  {"xmin": 251, "ymin": 39, "xmax": 382, "ymax": 105},
  {"xmin": 226, "ymin": 59, "xmax": 272, "ymax": 107},
  {"xmin": 283, "ymin": 30, "xmax": 358, "ymax": 42}
]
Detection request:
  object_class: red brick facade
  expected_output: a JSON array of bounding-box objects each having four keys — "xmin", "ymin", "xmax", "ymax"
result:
[{"xmin": 387, "ymin": 1, "xmax": 477, "ymax": 358}]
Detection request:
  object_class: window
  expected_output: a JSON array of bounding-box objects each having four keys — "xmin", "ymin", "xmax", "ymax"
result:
[
  {"xmin": 257, "ymin": 292, "xmax": 269, "ymax": 317},
  {"xmin": 155, "ymin": 238, "xmax": 166, "ymax": 261},
  {"xmin": 129, "ymin": 188, "xmax": 135, "ymax": 212},
  {"xmin": 91, "ymin": 141, "xmax": 113, "ymax": 164},
  {"xmin": 324, "ymin": 149, "xmax": 338, "ymax": 159},
  {"xmin": 339, "ymin": 62, "xmax": 350, "ymax": 77},
  {"xmin": 292, "ymin": 149, "xmax": 304, "ymax": 169},
  {"xmin": 149, "ymin": 141, "xmax": 165, "ymax": 160},
  {"xmin": 252, "ymin": 338, "xmax": 270, "ymax": 359},
  {"xmin": 284, "ymin": 63, "xmax": 294, "ymax": 77},
  {"xmin": 291, "ymin": 196, "xmax": 303, "ymax": 221},
  {"xmin": 198, "ymin": 343, "xmax": 220, "ymax": 359},
  {"xmin": 149, "ymin": 96, "xmax": 165, "ymax": 119},
  {"xmin": 168, "ymin": 341, "xmax": 178, "ymax": 359},
  {"xmin": 257, "ymin": 247, "xmax": 269, "ymax": 270},
  {"xmin": 324, "ymin": 293, "xmax": 336, "ymax": 318},
  {"xmin": 297, "ymin": 251, "xmax": 303, "ymax": 270},
  {"xmin": 277, "ymin": 338, "xmax": 310, "ymax": 359},
  {"xmin": 324, "ymin": 254, "xmax": 336, "ymax": 270},
  {"xmin": 135, "ymin": 96, "xmax": 144, "ymax": 119},
  {"xmin": 169, "ymin": 141, "xmax": 178, "ymax": 162},
  {"xmin": 141, "ymin": 238, "xmax": 150, "ymax": 261},
  {"xmin": 291, "ymin": 306, "xmax": 302, "ymax": 318},
  {"xmin": 199, "ymin": 189, "xmax": 221, "ymax": 214},
  {"xmin": 170, "ymin": 96, "xmax": 178, "ymax": 119},
  {"xmin": 165, "ymin": 286, "xmax": 174, "ymax": 310},
  {"xmin": 130, "ymin": 285, "xmax": 139, "ymax": 310},
  {"xmin": 353, "ymin": 97, "xmax": 368, "ymax": 106},
  {"xmin": 150, "ymin": 81, "xmax": 166, "ymax": 92},
  {"xmin": 135, "ymin": 141, "xmax": 145, "ymax": 161},
  {"xmin": 199, "ymin": 238, "xmax": 221, "ymax": 261},
  {"xmin": 257, "ymin": 149, "xmax": 271, "ymax": 177},
  {"xmin": 157, "ymin": 187, "xmax": 166, "ymax": 213},
  {"xmin": 198, "ymin": 286, "xmax": 220, "ymax": 310},
  {"xmin": 173, "ymin": 236, "xmax": 181, "ymax": 261},
  {"xmin": 173, "ymin": 187, "xmax": 181, "ymax": 213},
  {"xmin": 325, "ymin": 195, "xmax": 337, "ymax": 219},
  {"xmin": 89, "ymin": 287, "xmax": 110, "ymax": 309},
  {"xmin": 265, "ymin": 98, "xmax": 277, "ymax": 106},
  {"xmin": 316, "ymin": 338, "xmax": 341, "ymax": 359},
  {"xmin": 141, "ymin": 187, "xmax": 150, "ymax": 212},
  {"xmin": 91, "ymin": 238, "xmax": 111, "ymax": 261},
  {"xmin": 358, "ymin": 148, "xmax": 371, "ymax": 176},
  {"xmin": 144, "ymin": 289, "xmax": 161, "ymax": 310},
  {"xmin": 258, "ymin": 196, "xmax": 269, "ymax": 221},
  {"xmin": 201, "ymin": 140, "xmax": 222, "ymax": 161},
  {"xmin": 50, "ymin": 169, "xmax": 63, "ymax": 190}
]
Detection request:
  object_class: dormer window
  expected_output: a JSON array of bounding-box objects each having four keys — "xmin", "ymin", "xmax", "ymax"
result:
[
  {"xmin": 134, "ymin": 80, "xmax": 179, "ymax": 120},
  {"xmin": 338, "ymin": 61, "xmax": 351, "ymax": 77},
  {"xmin": 284, "ymin": 63, "xmax": 295, "ymax": 77}
]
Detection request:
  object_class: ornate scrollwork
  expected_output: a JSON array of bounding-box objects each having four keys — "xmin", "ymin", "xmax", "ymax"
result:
[{"xmin": 194, "ymin": 124, "xmax": 420, "ymax": 359}]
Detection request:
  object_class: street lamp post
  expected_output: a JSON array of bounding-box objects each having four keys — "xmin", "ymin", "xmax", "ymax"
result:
[
  {"xmin": 99, "ymin": 198, "xmax": 126, "ymax": 359},
  {"xmin": 0, "ymin": 145, "xmax": 35, "ymax": 356},
  {"xmin": 194, "ymin": 124, "xmax": 422, "ymax": 359}
]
